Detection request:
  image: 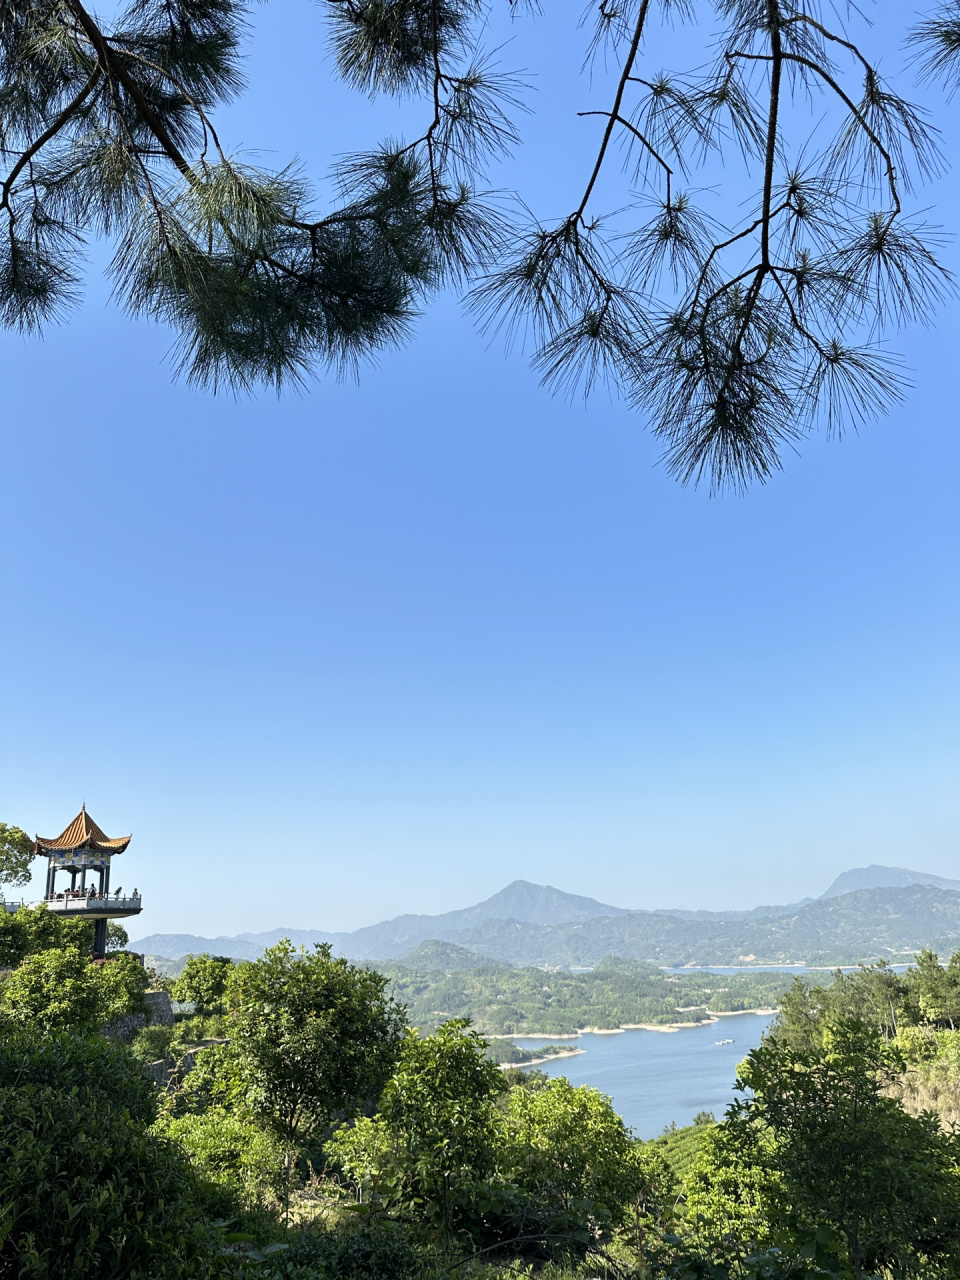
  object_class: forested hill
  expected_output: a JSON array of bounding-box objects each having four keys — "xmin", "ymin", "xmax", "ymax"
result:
[
  {"xmin": 134, "ymin": 880, "xmax": 631, "ymax": 961},
  {"xmin": 384, "ymin": 955, "xmax": 801, "ymax": 1036},
  {"xmin": 429, "ymin": 885, "xmax": 960, "ymax": 968},
  {"xmin": 135, "ymin": 874, "xmax": 960, "ymax": 968}
]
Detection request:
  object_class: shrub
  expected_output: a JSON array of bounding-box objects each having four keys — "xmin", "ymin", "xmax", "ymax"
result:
[
  {"xmin": 173, "ymin": 955, "xmax": 235, "ymax": 1016},
  {"xmin": 260, "ymin": 1219, "xmax": 425, "ymax": 1280},
  {"xmin": 157, "ymin": 1109, "xmax": 284, "ymax": 1215},
  {"xmin": 171, "ymin": 1041, "xmax": 250, "ymax": 1117},
  {"xmin": 503, "ymin": 1077, "xmax": 664, "ymax": 1250},
  {"xmin": 0, "ymin": 1026, "xmax": 218, "ymax": 1279},
  {"xmin": 0, "ymin": 904, "xmax": 93, "ymax": 968},
  {"xmin": 131, "ymin": 1023, "xmax": 176, "ymax": 1062},
  {"xmin": 0, "ymin": 946, "xmax": 147, "ymax": 1031},
  {"xmin": 328, "ymin": 1020, "xmax": 505, "ymax": 1241}
]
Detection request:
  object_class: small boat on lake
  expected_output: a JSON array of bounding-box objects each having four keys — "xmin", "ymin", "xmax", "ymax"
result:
[{"xmin": 714, "ymin": 1038, "xmax": 733, "ymax": 1045}]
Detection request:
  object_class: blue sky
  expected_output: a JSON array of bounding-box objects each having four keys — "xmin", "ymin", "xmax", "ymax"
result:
[{"xmin": 1, "ymin": 1, "xmax": 957, "ymax": 937}]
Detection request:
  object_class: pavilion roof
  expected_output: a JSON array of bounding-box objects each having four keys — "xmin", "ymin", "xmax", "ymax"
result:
[{"xmin": 35, "ymin": 806, "xmax": 131, "ymax": 855}]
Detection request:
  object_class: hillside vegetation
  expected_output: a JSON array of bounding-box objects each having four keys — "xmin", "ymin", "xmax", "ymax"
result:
[
  {"xmin": 384, "ymin": 954, "xmax": 809, "ymax": 1035},
  {"xmin": 136, "ymin": 880, "xmax": 960, "ymax": 971},
  {"xmin": 11, "ymin": 919, "xmax": 960, "ymax": 1280},
  {"xmin": 426, "ymin": 885, "xmax": 960, "ymax": 968}
]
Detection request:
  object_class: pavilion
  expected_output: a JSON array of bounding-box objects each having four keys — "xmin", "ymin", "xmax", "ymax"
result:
[{"xmin": 36, "ymin": 806, "xmax": 142, "ymax": 956}]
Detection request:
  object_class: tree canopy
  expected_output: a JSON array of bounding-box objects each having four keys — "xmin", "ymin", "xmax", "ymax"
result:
[
  {"xmin": 0, "ymin": 822, "xmax": 35, "ymax": 889},
  {"xmin": 227, "ymin": 940, "xmax": 407, "ymax": 1148},
  {"xmin": 723, "ymin": 1018, "xmax": 960, "ymax": 1278},
  {"xmin": 2, "ymin": 0, "xmax": 960, "ymax": 488},
  {"xmin": 0, "ymin": 1025, "xmax": 218, "ymax": 1279},
  {"xmin": 0, "ymin": 945, "xmax": 149, "ymax": 1031},
  {"xmin": 173, "ymin": 952, "xmax": 235, "ymax": 1015}
]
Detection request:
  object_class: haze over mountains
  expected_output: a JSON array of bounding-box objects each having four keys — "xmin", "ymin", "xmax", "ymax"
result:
[{"xmin": 135, "ymin": 864, "xmax": 960, "ymax": 969}]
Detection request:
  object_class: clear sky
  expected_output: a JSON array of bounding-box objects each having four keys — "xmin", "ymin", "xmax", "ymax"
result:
[{"xmin": 1, "ymin": 1, "xmax": 957, "ymax": 939}]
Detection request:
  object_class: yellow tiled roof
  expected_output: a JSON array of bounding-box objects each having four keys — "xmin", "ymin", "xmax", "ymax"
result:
[{"xmin": 36, "ymin": 806, "xmax": 131, "ymax": 855}]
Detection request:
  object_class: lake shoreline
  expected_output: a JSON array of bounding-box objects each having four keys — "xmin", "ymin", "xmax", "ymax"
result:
[
  {"xmin": 497, "ymin": 1047, "xmax": 586, "ymax": 1067},
  {"xmin": 492, "ymin": 1008, "xmax": 778, "ymax": 1039},
  {"xmin": 504, "ymin": 1011, "xmax": 779, "ymax": 1138}
]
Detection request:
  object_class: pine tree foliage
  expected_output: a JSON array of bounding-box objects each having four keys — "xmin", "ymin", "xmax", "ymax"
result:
[
  {"xmin": 1, "ymin": 0, "xmax": 959, "ymax": 487},
  {"xmin": 471, "ymin": 0, "xmax": 957, "ymax": 491},
  {"xmin": 0, "ymin": 0, "xmax": 509, "ymax": 389}
]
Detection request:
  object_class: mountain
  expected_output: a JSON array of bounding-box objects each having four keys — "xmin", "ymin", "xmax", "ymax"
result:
[
  {"xmin": 133, "ymin": 880, "xmax": 628, "ymax": 962},
  {"xmin": 416, "ymin": 885, "xmax": 960, "ymax": 968},
  {"xmin": 133, "ymin": 871, "xmax": 960, "ymax": 969},
  {"xmin": 131, "ymin": 933, "xmax": 264, "ymax": 962},
  {"xmin": 821, "ymin": 865, "xmax": 960, "ymax": 899},
  {"xmin": 395, "ymin": 939, "xmax": 504, "ymax": 971}
]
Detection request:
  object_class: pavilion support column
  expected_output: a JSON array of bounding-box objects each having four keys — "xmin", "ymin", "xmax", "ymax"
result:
[
  {"xmin": 103, "ymin": 863, "xmax": 111, "ymax": 895},
  {"xmin": 93, "ymin": 917, "xmax": 107, "ymax": 956},
  {"xmin": 46, "ymin": 863, "xmax": 54, "ymax": 899}
]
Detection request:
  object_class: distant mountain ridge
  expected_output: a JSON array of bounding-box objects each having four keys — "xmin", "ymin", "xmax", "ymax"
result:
[
  {"xmin": 133, "ymin": 865, "xmax": 960, "ymax": 967},
  {"xmin": 415, "ymin": 884, "xmax": 960, "ymax": 968},
  {"xmin": 135, "ymin": 880, "xmax": 628, "ymax": 962},
  {"xmin": 820, "ymin": 865, "xmax": 960, "ymax": 898}
]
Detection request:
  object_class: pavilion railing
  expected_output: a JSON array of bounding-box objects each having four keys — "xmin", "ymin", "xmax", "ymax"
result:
[{"xmin": 44, "ymin": 893, "xmax": 143, "ymax": 912}]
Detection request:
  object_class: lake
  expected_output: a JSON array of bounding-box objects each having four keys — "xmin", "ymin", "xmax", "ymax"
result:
[{"xmin": 511, "ymin": 1011, "xmax": 776, "ymax": 1139}]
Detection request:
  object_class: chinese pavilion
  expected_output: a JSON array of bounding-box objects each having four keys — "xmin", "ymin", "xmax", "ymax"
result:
[{"xmin": 36, "ymin": 806, "xmax": 142, "ymax": 956}]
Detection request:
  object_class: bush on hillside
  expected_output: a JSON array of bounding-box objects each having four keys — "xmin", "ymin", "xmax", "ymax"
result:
[
  {"xmin": 0, "ymin": 1026, "xmax": 219, "ymax": 1279},
  {"xmin": 131, "ymin": 1023, "xmax": 176, "ymax": 1062},
  {"xmin": 502, "ymin": 1077, "xmax": 671, "ymax": 1256},
  {"xmin": 259, "ymin": 1219, "xmax": 426, "ymax": 1280},
  {"xmin": 0, "ymin": 947, "xmax": 148, "ymax": 1031},
  {"xmin": 0, "ymin": 904, "xmax": 93, "ymax": 968},
  {"xmin": 157, "ymin": 1108, "xmax": 285, "ymax": 1216}
]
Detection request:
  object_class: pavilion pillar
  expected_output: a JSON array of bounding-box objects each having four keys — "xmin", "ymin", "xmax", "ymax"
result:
[{"xmin": 93, "ymin": 917, "xmax": 107, "ymax": 955}]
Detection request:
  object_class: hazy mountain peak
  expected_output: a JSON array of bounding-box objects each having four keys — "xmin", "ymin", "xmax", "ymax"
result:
[
  {"xmin": 134, "ymin": 879, "xmax": 628, "ymax": 961},
  {"xmin": 820, "ymin": 865, "xmax": 960, "ymax": 899},
  {"xmin": 135, "ymin": 868, "xmax": 960, "ymax": 968},
  {"xmin": 457, "ymin": 880, "xmax": 631, "ymax": 926}
]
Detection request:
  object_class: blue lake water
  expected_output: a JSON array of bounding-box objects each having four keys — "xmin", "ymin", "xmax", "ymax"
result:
[
  {"xmin": 511, "ymin": 1011, "xmax": 776, "ymax": 1139},
  {"xmin": 660, "ymin": 965, "xmax": 911, "ymax": 975}
]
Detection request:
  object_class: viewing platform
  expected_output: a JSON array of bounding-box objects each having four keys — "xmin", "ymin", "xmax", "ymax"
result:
[{"xmin": 44, "ymin": 891, "xmax": 143, "ymax": 919}]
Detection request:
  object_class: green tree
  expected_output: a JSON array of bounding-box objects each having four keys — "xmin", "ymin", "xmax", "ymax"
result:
[
  {"xmin": 329, "ymin": 1019, "xmax": 505, "ymax": 1243},
  {"xmin": 503, "ymin": 1077, "xmax": 666, "ymax": 1253},
  {"xmin": 773, "ymin": 963, "xmax": 907, "ymax": 1051},
  {"xmin": 0, "ymin": 1025, "xmax": 217, "ymax": 1279},
  {"xmin": 0, "ymin": 946, "xmax": 148, "ymax": 1031},
  {"xmin": 2, "ymin": 0, "xmax": 960, "ymax": 487},
  {"xmin": 726, "ymin": 1018, "xmax": 960, "ymax": 1279},
  {"xmin": 0, "ymin": 822, "xmax": 35, "ymax": 889},
  {"xmin": 377, "ymin": 1019, "xmax": 505, "ymax": 1239},
  {"xmin": 330, "ymin": 1023, "xmax": 671, "ymax": 1258},
  {"xmin": 0, "ymin": 903, "xmax": 93, "ymax": 968},
  {"xmin": 98, "ymin": 951, "xmax": 152, "ymax": 1025},
  {"xmin": 228, "ymin": 940, "xmax": 406, "ymax": 1151},
  {"xmin": 903, "ymin": 949, "xmax": 960, "ymax": 1030},
  {"xmin": 173, "ymin": 953, "xmax": 235, "ymax": 1015},
  {"xmin": 106, "ymin": 920, "xmax": 129, "ymax": 951},
  {"xmin": 155, "ymin": 1108, "xmax": 284, "ymax": 1216}
]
